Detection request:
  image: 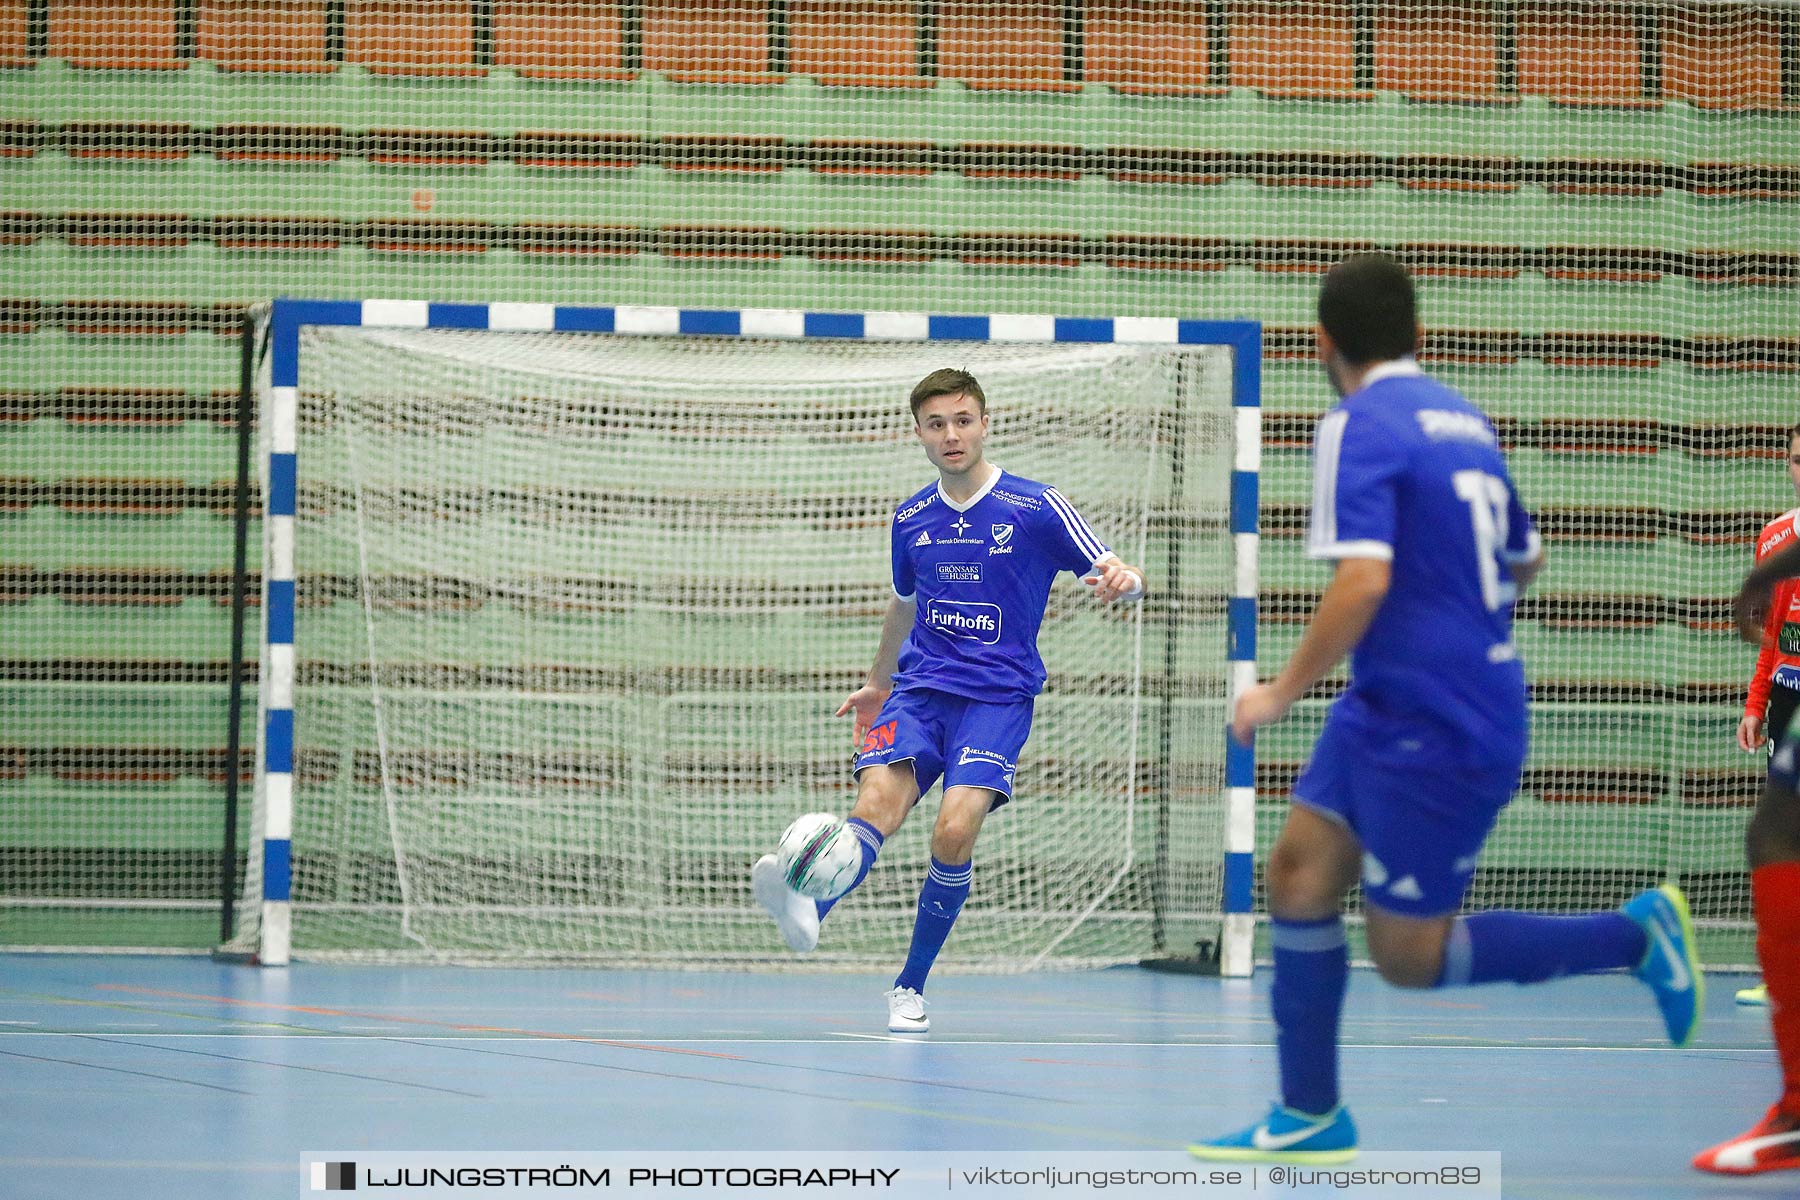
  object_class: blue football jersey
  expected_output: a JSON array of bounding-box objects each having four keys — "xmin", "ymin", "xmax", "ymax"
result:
[
  {"xmin": 1307, "ymin": 362, "xmax": 1541, "ymax": 768},
  {"xmin": 889, "ymin": 467, "xmax": 1114, "ymax": 701}
]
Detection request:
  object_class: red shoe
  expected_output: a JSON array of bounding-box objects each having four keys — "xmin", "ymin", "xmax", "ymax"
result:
[{"xmin": 1694, "ymin": 1105, "xmax": 1800, "ymax": 1175}]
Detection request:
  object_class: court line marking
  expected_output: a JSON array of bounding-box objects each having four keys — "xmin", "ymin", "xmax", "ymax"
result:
[
  {"xmin": 0, "ymin": 1031, "xmax": 1768, "ymax": 1053},
  {"xmin": 92, "ymin": 984, "xmax": 745, "ymax": 1061},
  {"xmin": 0, "ymin": 1158, "xmax": 294, "ymax": 1172},
  {"xmin": 846, "ymin": 1098, "xmax": 1175, "ymax": 1148},
  {"xmin": 386, "ymin": 1037, "xmax": 1157, "ymax": 1145},
  {"xmin": 1, "ymin": 988, "xmax": 340, "ymax": 1036},
  {"xmin": 394, "ymin": 1035, "xmax": 1079, "ymax": 1104},
  {"xmin": 0, "ymin": 1046, "xmax": 253, "ymax": 1095},
  {"xmin": 1017, "ymin": 1056, "xmax": 1165, "ymax": 1070},
  {"xmin": 71, "ymin": 1034, "xmax": 486, "ymax": 1097},
  {"xmin": 384, "ymin": 1036, "xmax": 1053, "ymax": 1111}
]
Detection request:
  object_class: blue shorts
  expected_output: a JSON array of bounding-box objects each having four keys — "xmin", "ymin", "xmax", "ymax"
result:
[
  {"xmin": 1292, "ymin": 713, "xmax": 1520, "ymax": 918},
  {"xmin": 852, "ymin": 687, "xmax": 1034, "ymax": 808}
]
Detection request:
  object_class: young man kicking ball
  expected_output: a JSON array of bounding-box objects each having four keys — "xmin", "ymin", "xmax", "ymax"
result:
[{"xmin": 751, "ymin": 367, "xmax": 1145, "ymax": 1032}]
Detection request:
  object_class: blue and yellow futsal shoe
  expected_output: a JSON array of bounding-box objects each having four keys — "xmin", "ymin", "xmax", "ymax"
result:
[
  {"xmin": 1737, "ymin": 982, "xmax": 1770, "ymax": 1007},
  {"xmin": 1189, "ymin": 1103, "xmax": 1358, "ymax": 1165},
  {"xmin": 1623, "ymin": 883, "xmax": 1704, "ymax": 1047}
]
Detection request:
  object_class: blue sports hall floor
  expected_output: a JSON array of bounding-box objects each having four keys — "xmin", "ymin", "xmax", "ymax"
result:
[{"xmin": 0, "ymin": 954, "xmax": 1778, "ymax": 1199}]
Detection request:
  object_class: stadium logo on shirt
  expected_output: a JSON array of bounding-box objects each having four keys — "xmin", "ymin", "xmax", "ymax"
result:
[
  {"xmin": 914, "ymin": 530, "xmax": 931, "ymax": 547},
  {"xmin": 897, "ymin": 494, "xmax": 936, "ymax": 523},
  {"xmin": 925, "ymin": 600, "xmax": 1002, "ymax": 645}
]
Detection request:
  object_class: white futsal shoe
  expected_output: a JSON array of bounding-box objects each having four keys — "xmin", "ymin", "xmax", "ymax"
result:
[
  {"xmin": 751, "ymin": 854, "xmax": 819, "ymax": 952},
  {"xmin": 886, "ymin": 986, "xmax": 929, "ymax": 1033}
]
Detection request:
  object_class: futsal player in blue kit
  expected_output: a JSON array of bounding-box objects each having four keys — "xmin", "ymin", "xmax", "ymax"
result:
[
  {"xmin": 1191, "ymin": 254, "xmax": 1705, "ymax": 1163},
  {"xmin": 751, "ymin": 367, "xmax": 1146, "ymax": 1033}
]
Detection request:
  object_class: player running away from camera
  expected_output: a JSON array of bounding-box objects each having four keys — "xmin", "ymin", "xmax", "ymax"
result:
[
  {"xmin": 1190, "ymin": 254, "xmax": 1703, "ymax": 1166},
  {"xmin": 1730, "ymin": 422, "xmax": 1800, "ymax": 1013},
  {"xmin": 1701, "ymin": 530, "xmax": 1800, "ymax": 1174},
  {"xmin": 751, "ymin": 367, "xmax": 1145, "ymax": 1033}
]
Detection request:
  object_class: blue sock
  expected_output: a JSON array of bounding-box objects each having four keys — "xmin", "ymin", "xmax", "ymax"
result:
[
  {"xmin": 815, "ymin": 817, "xmax": 883, "ymax": 921},
  {"xmin": 1436, "ymin": 911, "xmax": 1648, "ymax": 987},
  {"xmin": 1272, "ymin": 915, "xmax": 1349, "ymax": 1117},
  {"xmin": 893, "ymin": 857, "xmax": 972, "ymax": 994}
]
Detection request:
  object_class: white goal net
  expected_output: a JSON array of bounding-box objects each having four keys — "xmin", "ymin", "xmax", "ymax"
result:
[{"xmin": 237, "ymin": 321, "xmax": 1238, "ymax": 967}]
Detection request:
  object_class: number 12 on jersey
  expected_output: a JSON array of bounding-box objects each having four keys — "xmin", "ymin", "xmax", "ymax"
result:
[{"xmin": 1453, "ymin": 469, "xmax": 1516, "ymax": 612}]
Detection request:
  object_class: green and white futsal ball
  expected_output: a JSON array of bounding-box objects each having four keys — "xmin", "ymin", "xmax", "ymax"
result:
[{"xmin": 776, "ymin": 812, "xmax": 861, "ymax": 900}]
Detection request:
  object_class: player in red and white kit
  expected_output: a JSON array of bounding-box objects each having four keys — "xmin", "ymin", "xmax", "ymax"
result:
[
  {"xmin": 1702, "ymin": 469, "xmax": 1800, "ymax": 1175},
  {"xmin": 1694, "ymin": 421, "xmax": 1800, "ymax": 1175},
  {"xmin": 1736, "ymin": 423, "xmax": 1800, "ymax": 1011}
]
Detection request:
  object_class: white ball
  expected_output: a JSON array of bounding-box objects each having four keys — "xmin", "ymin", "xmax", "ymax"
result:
[{"xmin": 775, "ymin": 812, "xmax": 862, "ymax": 900}]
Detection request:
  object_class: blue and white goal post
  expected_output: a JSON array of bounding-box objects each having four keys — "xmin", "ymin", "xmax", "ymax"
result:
[{"xmin": 236, "ymin": 300, "xmax": 1259, "ymax": 974}]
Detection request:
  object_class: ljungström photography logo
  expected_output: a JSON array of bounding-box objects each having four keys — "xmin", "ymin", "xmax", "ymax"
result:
[{"xmin": 311, "ymin": 1161, "xmax": 356, "ymax": 1191}]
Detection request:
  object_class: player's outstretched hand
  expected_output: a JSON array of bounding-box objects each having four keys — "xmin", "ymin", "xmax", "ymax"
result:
[
  {"xmin": 1083, "ymin": 559, "xmax": 1144, "ymax": 605},
  {"xmin": 835, "ymin": 684, "xmax": 891, "ymax": 747},
  {"xmin": 1231, "ymin": 682, "xmax": 1292, "ymax": 747},
  {"xmin": 1739, "ymin": 714, "xmax": 1766, "ymax": 753}
]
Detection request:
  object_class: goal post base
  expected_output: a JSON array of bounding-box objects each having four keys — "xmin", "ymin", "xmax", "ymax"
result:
[{"xmin": 1138, "ymin": 939, "xmax": 1222, "ymax": 975}]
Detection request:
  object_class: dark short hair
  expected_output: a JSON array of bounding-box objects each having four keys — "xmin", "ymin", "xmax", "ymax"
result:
[
  {"xmin": 1318, "ymin": 253, "xmax": 1420, "ymax": 366},
  {"xmin": 910, "ymin": 368, "xmax": 986, "ymax": 420},
  {"xmin": 1788, "ymin": 420, "xmax": 1800, "ymax": 445}
]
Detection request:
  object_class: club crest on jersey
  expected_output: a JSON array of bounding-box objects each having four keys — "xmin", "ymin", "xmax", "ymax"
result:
[{"xmin": 991, "ymin": 523, "xmax": 1013, "ymax": 547}]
